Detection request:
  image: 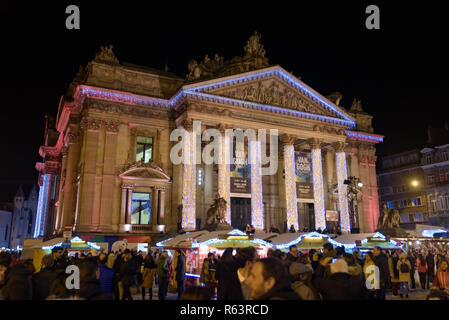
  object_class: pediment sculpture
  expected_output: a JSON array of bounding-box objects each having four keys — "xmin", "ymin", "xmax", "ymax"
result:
[{"xmin": 94, "ymin": 45, "xmax": 119, "ymax": 65}]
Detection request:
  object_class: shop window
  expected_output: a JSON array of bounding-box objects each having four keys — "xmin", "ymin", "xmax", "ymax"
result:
[
  {"xmin": 136, "ymin": 136, "xmax": 153, "ymax": 163},
  {"xmin": 131, "ymin": 192, "xmax": 151, "ymax": 225}
]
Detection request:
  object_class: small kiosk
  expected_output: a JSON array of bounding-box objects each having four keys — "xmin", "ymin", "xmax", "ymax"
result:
[{"xmin": 273, "ymin": 231, "xmax": 355, "ymax": 252}]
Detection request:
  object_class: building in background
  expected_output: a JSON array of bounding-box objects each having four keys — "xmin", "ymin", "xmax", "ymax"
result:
[
  {"xmin": 0, "ymin": 203, "xmax": 13, "ymax": 249},
  {"xmin": 377, "ymin": 123, "xmax": 449, "ymax": 229},
  {"xmin": 35, "ymin": 33, "xmax": 383, "ymax": 242},
  {"xmin": 9, "ymin": 185, "xmax": 38, "ymax": 249}
]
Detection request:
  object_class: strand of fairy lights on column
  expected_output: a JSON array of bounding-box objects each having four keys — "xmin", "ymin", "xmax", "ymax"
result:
[
  {"xmin": 311, "ymin": 148, "xmax": 326, "ymax": 231},
  {"xmin": 218, "ymin": 135, "xmax": 231, "ymax": 224},
  {"xmin": 336, "ymin": 152, "xmax": 351, "ymax": 233},
  {"xmin": 181, "ymin": 129, "xmax": 196, "ymax": 230},
  {"xmin": 284, "ymin": 144, "xmax": 298, "ymax": 231},
  {"xmin": 250, "ymin": 140, "xmax": 264, "ymax": 230}
]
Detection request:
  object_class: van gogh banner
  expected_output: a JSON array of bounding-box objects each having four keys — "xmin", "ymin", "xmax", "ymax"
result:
[
  {"xmin": 230, "ymin": 140, "xmax": 251, "ymax": 193},
  {"xmin": 295, "ymin": 151, "xmax": 313, "ymax": 199}
]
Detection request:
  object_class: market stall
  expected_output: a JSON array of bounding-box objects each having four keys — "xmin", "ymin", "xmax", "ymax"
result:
[
  {"xmin": 272, "ymin": 231, "xmax": 354, "ymax": 252},
  {"xmin": 354, "ymin": 232, "xmax": 405, "ymax": 252}
]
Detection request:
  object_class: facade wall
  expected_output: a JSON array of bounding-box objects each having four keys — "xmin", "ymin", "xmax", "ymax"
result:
[{"xmin": 0, "ymin": 210, "xmax": 12, "ymax": 248}]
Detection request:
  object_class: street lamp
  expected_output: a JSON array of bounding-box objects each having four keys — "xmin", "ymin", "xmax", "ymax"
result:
[
  {"xmin": 411, "ymin": 180, "xmax": 419, "ymax": 187},
  {"xmin": 344, "ymin": 176, "xmax": 363, "ymax": 233}
]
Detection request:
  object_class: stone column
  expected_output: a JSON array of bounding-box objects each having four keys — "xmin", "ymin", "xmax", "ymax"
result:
[
  {"xmin": 280, "ymin": 134, "xmax": 298, "ymax": 231},
  {"xmin": 61, "ymin": 128, "xmax": 81, "ymax": 229},
  {"xmin": 367, "ymin": 148, "xmax": 380, "ymax": 232},
  {"xmin": 55, "ymin": 148, "xmax": 68, "ymax": 233},
  {"xmin": 181, "ymin": 119, "xmax": 196, "ymax": 230},
  {"xmin": 120, "ymin": 185, "xmax": 128, "ymax": 225},
  {"xmin": 333, "ymin": 142, "xmax": 351, "ymax": 233},
  {"xmin": 250, "ymin": 139, "xmax": 264, "ymax": 230},
  {"xmin": 152, "ymin": 187, "xmax": 159, "ymax": 225},
  {"xmin": 217, "ymin": 124, "xmax": 231, "ymax": 224},
  {"xmin": 309, "ymin": 138, "xmax": 326, "ymax": 231},
  {"xmin": 127, "ymin": 187, "xmax": 133, "ymax": 224},
  {"xmin": 159, "ymin": 187, "xmax": 166, "ymax": 223}
]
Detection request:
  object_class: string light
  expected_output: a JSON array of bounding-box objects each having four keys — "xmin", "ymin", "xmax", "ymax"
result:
[
  {"xmin": 336, "ymin": 152, "xmax": 351, "ymax": 233},
  {"xmin": 311, "ymin": 148, "xmax": 326, "ymax": 230},
  {"xmin": 218, "ymin": 135, "xmax": 231, "ymax": 224},
  {"xmin": 35, "ymin": 174, "xmax": 51, "ymax": 238},
  {"xmin": 181, "ymin": 130, "xmax": 196, "ymax": 230},
  {"xmin": 250, "ymin": 140, "xmax": 264, "ymax": 230},
  {"xmin": 284, "ymin": 144, "xmax": 298, "ymax": 231}
]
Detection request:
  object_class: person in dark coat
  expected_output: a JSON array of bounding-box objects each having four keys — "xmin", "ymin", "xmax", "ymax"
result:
[
  {"xmin": 175, "ymin": 250, "xmax": 186, "ymax": 299},
  {"xmin": 313, "ymin": 257, "xmax": 368, "ymax": 300},
  {"xmin": 76, "ymin": 258, "xmax": 112, "ymax": 300},
  {"xmin": 426, "ymin": 251, "xmax": 435, "ymax": 289},
  {"xmin": 98, "ymin": 253, "xmax": 114, "ymax": 295},
  {"xmin": 118, "ymin": 251, "xmax": 134, "ymax": 300},
  {"xmin": 246, "ymin": 258, "xmax": 299, "ymax": 300},
  {"xmin": 373, "ymin": 246, "xmax": 391, "ymax": 300},
  {"xmin": 407, "ymin": 250, "xmax": 416, "ymax": 289},
  {"xmin": 32, "ymin": 254, "xmax": 57, "ymax": 300},
  {"xmin": 215, "ymin": 248, "xmax": 240, "ymax": 300},
  {"xmin": 1, "ymin": 262, "xmax": 33, "ymax": 300},
  {"xmin": 52, "ymin": 247, "xmax": 68, "ymax": 273},
  {"xmin": 284, "ymin": 245, "xmax": 300, "ymax": 269},
  {"xmin": 112, "ymin": 252, "xmax": 123, "ymax": 300}
]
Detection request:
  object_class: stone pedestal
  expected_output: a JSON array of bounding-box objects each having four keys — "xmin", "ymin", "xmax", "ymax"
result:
[{"xmin": 376, "ymin": 227, "xmax": 409, "ymax": 238}]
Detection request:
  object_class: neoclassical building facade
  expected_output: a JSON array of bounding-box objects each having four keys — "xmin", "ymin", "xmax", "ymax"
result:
[{"xmin": 35, "ymin": 33, "xmax": 383, "ymax": 240}]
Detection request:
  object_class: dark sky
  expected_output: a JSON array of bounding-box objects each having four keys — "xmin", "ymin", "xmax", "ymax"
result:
[{"xmin": 2, "ymin": 1, "xmax": 448, "ymax": 202}]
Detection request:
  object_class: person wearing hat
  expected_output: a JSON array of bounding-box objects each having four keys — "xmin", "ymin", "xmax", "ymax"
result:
[
  {"xmin": 313, "ymin": 257, "xmax": 368, "ymax": 300},
  {"xmin": 397, "ymin": 252, "xmax": 411, "ymax": 298},
  {"xmin": 289, "ymin": 262, "xmax": 316, "ymax": 300}
]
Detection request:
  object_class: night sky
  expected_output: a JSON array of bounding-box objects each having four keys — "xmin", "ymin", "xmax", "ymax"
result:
[{"xmin": 2, "ymin": 2, "xmax": 448, "ymax": 202}]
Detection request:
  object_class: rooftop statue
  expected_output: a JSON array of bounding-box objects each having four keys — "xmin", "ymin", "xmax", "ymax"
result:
[
  {"xmin": 94, "ymin": 45, "xmax": 119, "ymax": 65},
  {"xmin": 350, "ymin": 98, "xmax": 363, "ymax": 112}
]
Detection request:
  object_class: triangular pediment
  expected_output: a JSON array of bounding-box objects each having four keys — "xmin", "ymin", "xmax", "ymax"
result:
[
  {"xmin": 118, "ymin": 160, "xmax": 170, "ymax": 181},
  {"xmin": 183, "ymin": 66, "xmax": 355, "ymax": 126}
]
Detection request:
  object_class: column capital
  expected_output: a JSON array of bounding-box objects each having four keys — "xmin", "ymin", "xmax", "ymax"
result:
[
  {"xmin": 216, "ymin": 123, "xmax": 228, "ymax": 135},
  {"xmin": 307, "ymin": 138, "xmax": 323, "ymax": 150},
  {"xmin": 332, "ymin": 142, "xmax": 348, "ymax": 153},
  {"xmin": 122, "ymin": 183, "xmax": 134, "ymax": 189},
  {"xmin": 279, "ymin": 133, "xmax": 296, "ymax": 146},
  {"xmin": 181, "ymin": 118, "xmax": 193, "ymax": 131}
]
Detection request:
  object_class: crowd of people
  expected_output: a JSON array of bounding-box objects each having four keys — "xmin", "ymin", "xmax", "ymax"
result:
[
  {"xmin": 193, "ymin": 243, "xmax": 449, "ymax": 300},
  {"xmin": 1, "ymin": 244, "xmax": 449, "ymax": 300},
  {"xmin": 0, "ymin": 247, "xmax": 186, "ymax": 300}
]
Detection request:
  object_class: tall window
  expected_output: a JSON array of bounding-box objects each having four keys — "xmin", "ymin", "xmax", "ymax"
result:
[
  {"xmin": 441, "ymin": 150, "xmax": 448, "ymax": 162},
  {"xmin": 426, "ymin": 154, "xmax": 432, "ymax": 164},
  {"xmin": 401, "ymin": 214, "xmax": 409, "ymax": 223},
  {"xmin": 131, "ymin": 192, "xmax": 151, "ymax": 225},
  {"xmin": 428, "ymin": 175, "xmax": 435, "ymax": 184},
  {"xmin": 136, "ymin": 136, "xmax": 153, "ymax": 163}
]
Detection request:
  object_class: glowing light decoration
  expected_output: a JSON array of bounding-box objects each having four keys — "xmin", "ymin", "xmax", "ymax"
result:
[
  {"xmin": 34, "ymin": 174, "xmax": 51, "ymax": 238},
  {"xmin": 218, "ymin": 135, "xmax": 231, "ymax": 224},
  {"xmin": 275, "ymin": 231, "xmax": 354, "ymax": 250},
  {"xmin": 311, "ymin": 148, "xmax": 326, "ymax": 231},
  {"xmin": 227, "ymin": 229, "xmax": 247, "ymax": 236},
  {"xmin": 284, "ymin": 144, "xmax": 298, "ymax": 231},
  {"xmin": 345, "ymin": 131, "xmax": 384, "ymax": 143},
  {"xmin": 181, "ymin": 129, "xmax": 196, "ymax": 230},
  {"xmin": 422, "ymin": 229, "xmax": 447, "ymax": 238},
  {"xmin": 250, "ymin": 140, "xmax": 264, "ymax": 230},
  {"xmin": 42, "ymin": 236, "xmax": 101, "ymax": 251},
  {"xmin": 336, "ymin": 152, "xmax": 351, "ymax": 233}
]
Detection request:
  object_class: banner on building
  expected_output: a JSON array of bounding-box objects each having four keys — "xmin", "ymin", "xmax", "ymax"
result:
[
  {"xmin": 295, "ymin": 151, "xmax": 314, "ymax": 199},
  {"xmin": 230, "ymin": 140, "xmax": 251, "ymax": 194}
]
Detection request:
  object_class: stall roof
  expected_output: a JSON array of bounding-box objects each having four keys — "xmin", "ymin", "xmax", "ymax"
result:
[
  {"xmin": 32, "ymin": 237, "xmax": 65, "ymax": 249},
  {"xmin": 37, "ymin": 237, "xmax": 101, "ymax": 251},
  {"xmin": 333, "ymin": 233, "xmax": 374, "ymax": 244},
  {"xmin": 405, "ymin": 224, "xmax": 449, "ymax": 238},
  {"xmin": 155, "ymin": 230, "xmax": 209, "ymax": 248}
]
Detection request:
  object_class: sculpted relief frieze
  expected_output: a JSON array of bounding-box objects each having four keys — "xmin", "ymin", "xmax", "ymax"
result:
[{"xmin": 209, "ymin": 78, "xmax": 336, "ymax": 118}]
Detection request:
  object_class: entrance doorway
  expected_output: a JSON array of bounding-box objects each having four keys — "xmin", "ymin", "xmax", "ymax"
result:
[
  {"xmin": 298, "ymin": 203, "xmax": 315, "ymax": 231},
  {"xmin": 231, "ymin": 197, "xmax": 251, "ymax": 231}
]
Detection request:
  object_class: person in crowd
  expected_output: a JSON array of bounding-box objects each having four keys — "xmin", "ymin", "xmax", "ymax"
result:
[
  {"xmin": 417, "ymin": 253, "xmax": 427, "ymax": 290},
  {"xmin": 298, "ymin": 253, "xmax": 313, "ymax": 271},
  {"xmin": 46, "ymin": 272, "xmax": 75, "ymax": 300},
  {"xmin": 98, "ymin": 253, "xmax": 114, "ymax": 296},
  {"xmin": 373, "ymin": 246, "xmax": 390, "ymax": 300},
  {"xmin": 353, "ymin": 251, "xmax": 364, "ymax": 268},
  {"xmin": 246, "ymin": 257, "xmax": 299, "ymax": 300},
  {"xmin": 32, "ymin": 254, "xmax": 57, "ymax": 300},
  {"xmin": 156, "ymin": 251, "xmax": 170, "ymax": 300},
  {"xmin": 0, "ymin": 252, "xmax": 33, "ymax": 300},
  {"xmin": 313, "ymin": 257, "xmax": 368, "ymax": 300},
  {"xmin": 344, "ymin": 253, "xmax": 363, "ymax": 280},
  {"xmin": 322, "ymin": 243, "xmax": 335, "ymax": 259},
  {"xmin": 175, "ymin": 249, "xmax": 186, "ymax": 299},
  {"xmin": 141, "ymin": 253, "xmax": 157, "ymax": 300},
  {"xmin": 52, "ymin": 247, "xmax": 68, "ymax": 272},
  {"xmin": 289, "ymin": 262, "xmax": 316, "ymax": 300},
  {"xmin": 284, "ymin": 245, "xmax": 299, "ymax": 268},
  {"xmin": 119, "ymin": 250, "xmax": 134, "ymax": 300},
  {"xmin": 269, "ymin": 225, "xmax": 280, "ymax": 234},
  {"xmin": 309, "ymin": 250, "xmax": 320, "ymax": 271},
  {"xmin": 432, "ymin": 259, "xmax": 449, "ymax": 291},
  {"xmin": 289, "ymin": 224, "xmax": 296, "ymax": 233},
  {"xmin": 407, "ymin": 250, "xmax": 417, "ymax": 289},
  {"xmin": 215, "ymin": 248, "xmax": 239, "ymax": 300},
  {"xmin": 245, "ymin": 224, "xmax": 252, "ymax": 235},
  {"xmin": 388, "ymin": 251, "xmax": 400, "ymax": 296},
  {"xmin": 200, "ymin": 252, "xmax": 217, "ymax": 296},
  {"xmin": 397, "ymin": 252, "xmax": 412, "ymax": 298},
  {"xmin": 107, "ymin": 252, "xmax": 115, "ymax": 269},
  {"xmin": 76, "ymin": 258, "xmax": 112, "ymax": 300},
  {"xmin": 426, "ymin": 250, "xmax": 435, "ymax": 289},
  {"xmin": 363, "ymin": 252, "xmax": 377, "ymax": 299},
  {"xmin": 235, "ymin": 246, "xmax": 258, "ymax": 300},
  {"xmin": 112, "ymin": 251, "xmax": 123, "ymax": 300},
  {"xmin": 180, "ymin": 286, "xmax": 213, "ymax": 300}
]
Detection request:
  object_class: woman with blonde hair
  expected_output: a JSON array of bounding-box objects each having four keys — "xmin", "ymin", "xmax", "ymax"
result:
[{"xmin": 397, "ymin": 252, "xmax": 411, "ymax": 298}]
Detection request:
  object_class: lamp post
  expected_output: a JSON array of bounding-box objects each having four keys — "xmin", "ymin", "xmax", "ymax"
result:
[{"xmin": 344, "ymin": 176, "xmax": 363, "ymax": 233}]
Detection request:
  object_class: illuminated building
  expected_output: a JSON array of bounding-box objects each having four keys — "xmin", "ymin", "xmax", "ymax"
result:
[{"xmin": 34, "ymin": 33, "xmax": 383, "ymax": 243}]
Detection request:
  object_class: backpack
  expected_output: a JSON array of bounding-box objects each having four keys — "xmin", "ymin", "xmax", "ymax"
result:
[{"xmin": 400, "ymin": 261, "xmax": 410, "ymax": 273}]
